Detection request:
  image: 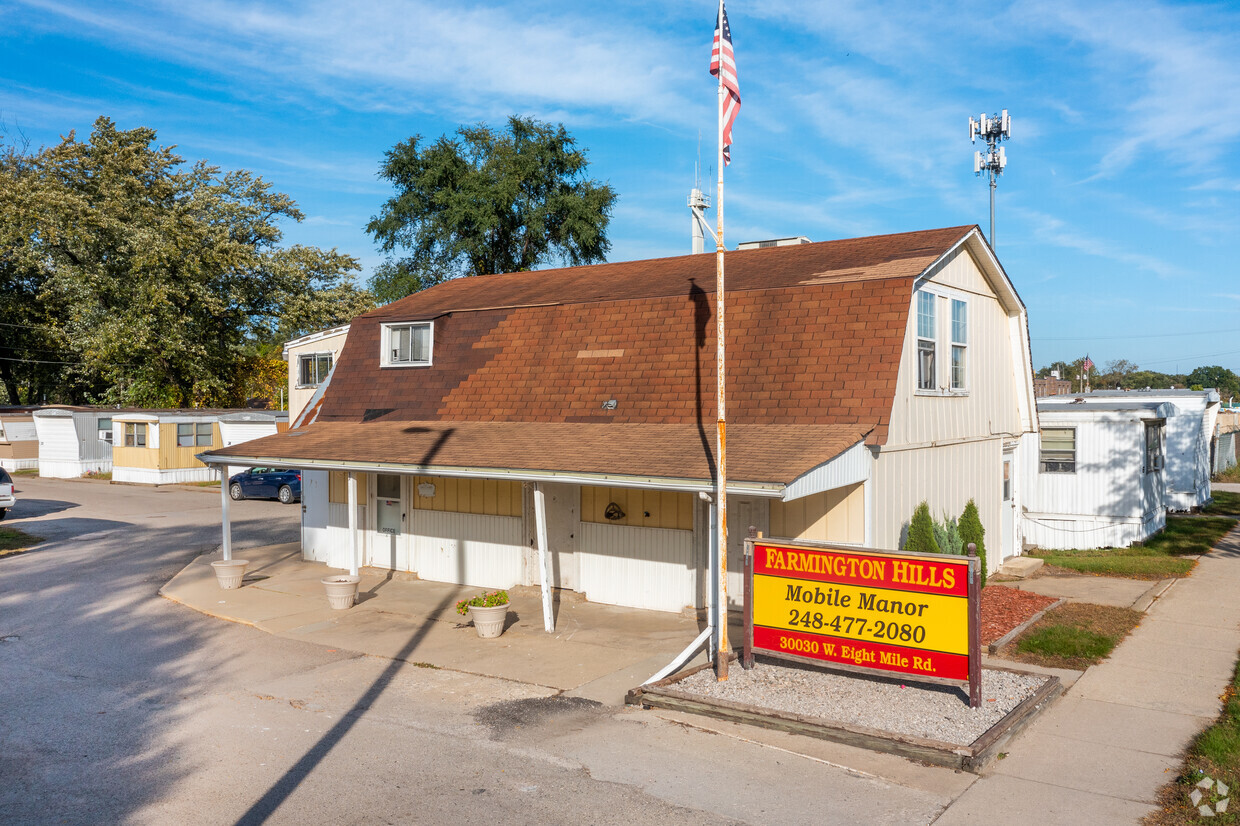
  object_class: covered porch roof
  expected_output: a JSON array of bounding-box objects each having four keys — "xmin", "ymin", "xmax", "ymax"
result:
[{"xmin": 200, "ymin": 419, "xmax": 875, "ymax": 498}]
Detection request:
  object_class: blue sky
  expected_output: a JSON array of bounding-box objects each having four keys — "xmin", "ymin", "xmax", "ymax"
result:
[{"xmin": 3, "ymin": 0, "xmax": 1239, "ymax": 376}]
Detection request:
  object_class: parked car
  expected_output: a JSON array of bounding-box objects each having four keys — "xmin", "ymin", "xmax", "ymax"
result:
[
  {"xmin": 0, "ymin": 467, "xmax": 13, "ymax": 520},
  {"xmin": 228, "ymin": 468, "xmax": 301, "ymax": 504}
]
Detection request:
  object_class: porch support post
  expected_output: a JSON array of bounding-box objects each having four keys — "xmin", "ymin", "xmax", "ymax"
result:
[
  {"xmin": 220, "ymin": 466, "xmax": 232, "ymax": 561},
  {"xmin": 533, "ymin": 482, "xmax": 554, "ymax": 632},
  {"xmin": 347, "ymin": 471, "xmax": 359, "ymax": 577}
]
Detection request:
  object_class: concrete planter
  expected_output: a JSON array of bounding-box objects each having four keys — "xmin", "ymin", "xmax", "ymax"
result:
[
  {"xmin": 467, "ymin": 603, "xmax": 509, "ymax": 638},
  {"xmin": 321, "ymin": 575, "xmax": 360, "ymax": 610},
  {"xmin": 210, "ymin": 559, "xmax": 249, "ymax": 590}
]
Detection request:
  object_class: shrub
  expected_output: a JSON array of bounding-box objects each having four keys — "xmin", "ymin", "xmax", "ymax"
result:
[
  {"xmin": 903, "ymin": 502, "xmax": 941, "ymax": 554},
  {"xmin": 959, "ymin": 499, "xmax": 987, "ymax": 587},
  {"xmin": 933, "ymin": 515, "xmax": 964, "ymax": 556}
]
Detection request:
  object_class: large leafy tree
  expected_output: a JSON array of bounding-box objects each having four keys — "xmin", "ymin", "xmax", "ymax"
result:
[
  {"xmin": 0, "ymin": 117, "xmax": 374, "ymax": 406},
  {"xmin": 366, "ymin": 116, "xmax": 617, "ymax": 302},
  {"xmin": 1187, "ymin": 365, "xmax": 1240, "ymax": 398}
]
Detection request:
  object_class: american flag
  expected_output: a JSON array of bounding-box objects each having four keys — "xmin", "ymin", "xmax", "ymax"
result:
[
  {"xmin": 710, "ymin": 2, "xmax": 740, "ymax": 165},
  {"xmin": 1082, "ymin": 355, "xmax": 1094, "ymax": 372}
]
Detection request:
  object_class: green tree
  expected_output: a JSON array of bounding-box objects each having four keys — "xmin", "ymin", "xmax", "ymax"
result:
[
  {"xmin": 1187, "ymin": 365, "xmax": 1240, "ymax": 398},
  {"xmin": 366, "ymin": 115, "xmax": 617, "ymax": 299},
  {"xmin": 903, "ymin": 502, "xmax": 940, "ymax": 554},
  {"xmin": 959, "ymin": 499, "xmax": 987, "ymax": 587},
  {"xmin": 0, "ymin": 117, "xmax": 370, "ymax": 406}
]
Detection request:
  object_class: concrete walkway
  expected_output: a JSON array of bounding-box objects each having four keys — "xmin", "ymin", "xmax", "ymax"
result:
[
  {"xmin": 936, "ymin": 523, "xmax": 1240, "ymax": 825},
  {"xmin": 161, "ymin": 544, "xmax": 710, "ymax": 706}
]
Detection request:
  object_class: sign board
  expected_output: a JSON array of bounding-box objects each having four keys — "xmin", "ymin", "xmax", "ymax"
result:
[{"xmin": 744, "ymin": 538, "xmax": 980, "ymax": 703}]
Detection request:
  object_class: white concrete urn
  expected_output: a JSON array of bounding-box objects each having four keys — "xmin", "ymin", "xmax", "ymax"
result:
[
  {"xmin": 467, "ymin": 603, "xmax": 509, "ymax": 639},
  {"xmin": 210, "ymin": 559, "xmax": 249, "ymax": 590},
  {"xmin": 321, "ymin": 575, "xmax": 361, "ymax": 610}
]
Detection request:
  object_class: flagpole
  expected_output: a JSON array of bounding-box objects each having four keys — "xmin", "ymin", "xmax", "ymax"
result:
[{"xmin": 714, "ymin": 0, "xmax": 729, "ymax": 682}]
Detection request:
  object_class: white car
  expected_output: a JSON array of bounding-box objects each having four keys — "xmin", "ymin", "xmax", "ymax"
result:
[{"xmin": 0, "ymin": 468, "xmax": 14, "ymax": 519}]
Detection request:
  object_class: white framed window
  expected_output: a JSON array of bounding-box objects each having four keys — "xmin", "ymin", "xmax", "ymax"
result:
[
  {"xmin": 382, "ymin": 322, "xmax": 433, "ymax": 367},
  {"xmin": 97, "ymin": 417, "xmax": 113, "ymax": 444},
  {"xmin": 1144, "ymin": 422, "xmax": 1165, "ymax": 473},
  {"xmin": 916, "ymin": 290, "xmax": 936, "ymax": 391},
  {"xmin": 297, "ymin": 353, "xmax": 333, "ymax": 387},
  {"xmin": 124, "ymin": 422, "xmax": 147, "ymax": 448},
  {"xmin": 950, "ymin": 298, "xmax": 968, "ymax": 391},
  {"xmin": 1040, "ymin": 427, "xmax": 1076, "ymax": 473}
]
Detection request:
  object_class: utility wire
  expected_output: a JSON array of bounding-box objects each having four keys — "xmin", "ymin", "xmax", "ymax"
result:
[{"xmin": 1035, "ymin": 326, "xmax": 1240, "ymax": 341}]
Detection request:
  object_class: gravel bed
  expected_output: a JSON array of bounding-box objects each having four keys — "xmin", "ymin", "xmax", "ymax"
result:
[{"xmin": 673, "ymin": 659, "xmax": 1048, "ymax": 746}]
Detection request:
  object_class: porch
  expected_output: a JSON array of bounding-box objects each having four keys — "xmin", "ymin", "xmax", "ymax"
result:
[{"xmin": 160, "ymin": 542, "xmax": 717, "ymax": 705}]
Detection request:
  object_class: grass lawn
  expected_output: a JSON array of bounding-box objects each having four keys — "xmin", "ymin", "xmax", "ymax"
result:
[
  {"xmin": 1030, "ymin": 516, "xmax": 1237, "ymax": 580},
  {"xmin": 998, "ymin": 602, "xmax": 1142, "ymax": 670},
  {"xmin": 0, "ymin": 527, "xmax": 44, "ymax": 558},
  {"xmin": 11, "ymin": 467, "xmax": 37, "ymax": 476},
  {"xmin": 1151, "ymin": 655, "xmax": 1240, "ymax": 823},
  {"xmin": 1206, "ymin": 490, "xmax": 1240, "ymax": 515}
]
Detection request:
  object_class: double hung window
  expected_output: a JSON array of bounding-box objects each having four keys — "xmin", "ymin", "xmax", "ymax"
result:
[
  {"xmin": 124, "ymin": 422, "xmax": 147, "ymax": 448},
  {"xmin": 950, "ymin": 299, "xmax": 967, "ymax": 391},
  {"xmin": 298, "ymin": 353, "xmax": 333, "ymax": 386},
  {"xmin": 916, "ymin": 290, "xmax": 936, "ymax": 391},
  {"xmin": 1040, "ymin": 427, "xmax": 1076, "ymax": 473},
  {"xmin": 382, "ymin": 322, "xmax": 433, "ymax": 367},
  {"xmin": 1144, "ymin": 422, "xmax": 1165, "ymax": 472}
]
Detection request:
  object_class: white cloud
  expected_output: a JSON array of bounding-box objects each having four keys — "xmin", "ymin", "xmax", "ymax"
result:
[
  {"xmin": 15, "ymin": 0, "xmax": 705, "ymax": 127},
  {"xmin": 1018, "ymin": 207, "xmax": 1189, "ymax": 279}
]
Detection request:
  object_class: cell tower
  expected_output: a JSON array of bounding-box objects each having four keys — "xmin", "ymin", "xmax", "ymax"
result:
[{"xmin": 970, "ymin": 109, "xmax": 1011, "ymax": 248}]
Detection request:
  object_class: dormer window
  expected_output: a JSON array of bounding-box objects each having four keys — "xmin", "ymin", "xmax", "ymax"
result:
[{"xmin": 382, "ymin": 322, "xmax": 433, "ymax": 367}]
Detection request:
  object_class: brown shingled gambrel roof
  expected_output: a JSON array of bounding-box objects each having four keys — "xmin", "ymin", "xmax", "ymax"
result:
[{"xmin": 210, "ymin": 226, "xmax": 979, "ymax": 485}]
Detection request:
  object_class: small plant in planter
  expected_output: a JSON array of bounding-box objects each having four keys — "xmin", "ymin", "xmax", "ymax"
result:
[{"xmin": 456, "ymin": 590, "xmax": 510, "ymax": 638}]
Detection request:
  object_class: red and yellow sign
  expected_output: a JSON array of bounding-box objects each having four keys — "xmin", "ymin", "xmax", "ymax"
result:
[{"xmin": 749, "ymin": 542, "xmax": 974, "ymax": 681}]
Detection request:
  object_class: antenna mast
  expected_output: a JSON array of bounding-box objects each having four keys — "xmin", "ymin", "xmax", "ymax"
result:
[{"xmin": 970, "ymin": 109, "xmax": 1011, "ymax": 248}]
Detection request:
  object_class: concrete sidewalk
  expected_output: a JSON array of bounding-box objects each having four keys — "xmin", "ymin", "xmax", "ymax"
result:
[
  {"xmin": 161, "ymin": 544, "xmax": 710, "ymax": 706},
  {"xmin": 937, "ymin": 523, "xmax": 1240, "ymax": 825}
]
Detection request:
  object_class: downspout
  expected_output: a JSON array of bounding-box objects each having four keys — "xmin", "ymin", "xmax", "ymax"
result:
[{"xmin": 643, "ymin": 491, "xmax": 716, "ymax": 685}]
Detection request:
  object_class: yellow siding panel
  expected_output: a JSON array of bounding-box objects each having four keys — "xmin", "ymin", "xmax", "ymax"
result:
[
  {"xmin": 329, "ymin": 471, "xmax": 347, "ymax": 504},
  {"xmin": 411, "ymin": 476, "xmax": 520, "ymax": 516},
  {"xmin": 771, "ymin": 483, "xmax": 865, "ymax": 545},
  {"xmin": 113, "ymin": 445, "xmax": 160, "ymax": 469},
  {"xmin": 580, "ymin": 486, "xmax": 692, "ymax": 530}
]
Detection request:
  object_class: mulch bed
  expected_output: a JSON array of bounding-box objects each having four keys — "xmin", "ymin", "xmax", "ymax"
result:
[{"xmin": 980, "ymin": 585, "xmax": 1058, "ymax": 646}]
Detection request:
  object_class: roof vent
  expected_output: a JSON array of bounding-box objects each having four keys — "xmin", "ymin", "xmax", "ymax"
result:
[{"xmin": 736, "ymin": 236, "xmax": 812, "ymax": 250}]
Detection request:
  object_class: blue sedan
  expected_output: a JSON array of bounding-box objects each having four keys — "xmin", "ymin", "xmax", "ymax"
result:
[{"xmin": 228, "ymin": 467, "xmax": 301, "ymax": 504}]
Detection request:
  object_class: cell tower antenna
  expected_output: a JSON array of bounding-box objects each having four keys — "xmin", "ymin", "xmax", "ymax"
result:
[{"xmin": 969, "ymin": 108, "xmax": 1011, "ymax": 248}]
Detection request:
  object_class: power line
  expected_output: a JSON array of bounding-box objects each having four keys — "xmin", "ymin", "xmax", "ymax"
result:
[{"xmin": 1035, "ymin": 327, "xmax": 1240, "ymax": 342}]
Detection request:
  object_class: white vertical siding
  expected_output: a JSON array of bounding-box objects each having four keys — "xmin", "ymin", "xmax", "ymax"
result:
[
  {"xmin": 579, "ymin": 522, "xmax": 695, "ymax": 613},
  {"xmin": 1020, "ymin": 416, "xmax": 1166, "ymax": 550},
  {"xmin": 872, "ymin": 438, "xmax": 1004, "ymax": 574},
  {"xmin": 887, "ymin": 250, "xmax": 1024, "ymax": 447},
  {"xmin": 35, "ymin": 417, "xmax": 81, "ymax": 465},
  {"xmin": 323, "ymin": 502, "xmax": 368, "ymax": 571},
  {"xmin": 412, "ymin": 511, "xmax": 524, "ymax": 588}
]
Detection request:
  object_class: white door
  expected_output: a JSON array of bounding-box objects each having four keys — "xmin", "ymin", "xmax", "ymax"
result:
[
  {"xmin": 1001, "ymin": 453, "xmax": 1016, "ymax": 560},
  {"xmin": 300, "ymin": 470, "xmax": 329, "ymax": 562},
  {"xmin": 527, "ymin": 482, "xmax": 578, "ymax": 590},
  {"xmin": 726, "ymin": 498, "xmax": 769, "ymax": 609},
  {"xmin": 370, "ymin": 473, "xmax": 409, "ymax": 570}
]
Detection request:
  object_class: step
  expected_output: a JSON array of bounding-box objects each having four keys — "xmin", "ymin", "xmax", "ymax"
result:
[{"xmin": 998, "ymin": 556, "xmax": 1044, "ymax": 579}]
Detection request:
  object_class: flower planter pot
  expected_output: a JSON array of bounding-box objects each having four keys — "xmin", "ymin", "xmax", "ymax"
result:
[
  {"xmin": 467, "ymin": 603, "xmax": 509, "ymax": 638},
  {"xmin": 321, "ymin": 575, "xmax": 361, "ymax": 610},
  {"xmin": 211, "ymin": 559, "xmax": 249, "ymax": 590}
]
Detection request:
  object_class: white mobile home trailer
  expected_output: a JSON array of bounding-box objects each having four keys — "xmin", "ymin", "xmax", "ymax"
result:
[
  {"xmin": 0, "ymin": 408, "xmax": 41, "ymax": 471},
  {"xmin": 33, "ymin": 407, "xmax": 116, "ymax": 478},
  {"xmin": 1040, "ymin": 390, "xmax": 1219, "ymax": 511},
  {"xmin": 1020, "ymin": 399, "xmax": 1172, "ymax": 551}
]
